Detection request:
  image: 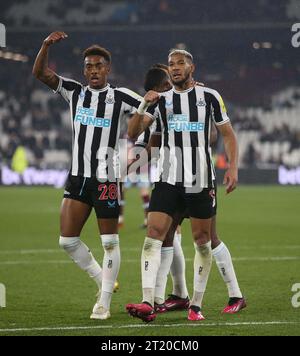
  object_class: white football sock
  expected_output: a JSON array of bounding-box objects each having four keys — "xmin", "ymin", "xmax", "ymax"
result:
[
  {"xmin": 59, "ymin": 236, "xmax": 102, "ymax": 290},
  {"xmin": 99, "ymin": 234, "xmax": 120, "ymax": 310},
  {"xmin": 142, "ymin": 237, "xmax": 163, "ymax": 306},
  {"xmin": 155, "ymin": 247, "xmax": 174, "ymax": 305},
  {"xmin": 191, "ymin": 241, "xmax": 212, "ymax": 308},
  {"xmin": 212, "ymin": 242, "xmax": 243, "ymax": 298},
  {"xmin": 170, "ymin": 233, "xmax": 189, "ymax": 299}
]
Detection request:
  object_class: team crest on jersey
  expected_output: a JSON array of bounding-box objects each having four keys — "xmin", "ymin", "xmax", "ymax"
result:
[
  {"xmin": 196, "ymin": 99, "xmax": 206, "ymax": 107},
  {"xmin": 105, "ymin": 94, "xmax": 115, "ymax": 104}
]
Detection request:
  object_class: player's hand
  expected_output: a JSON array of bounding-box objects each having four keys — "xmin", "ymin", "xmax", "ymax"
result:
[
  {"xmin": 144, "ymin": 90, "xmax": 160, "ymax": 105},
  {"xmin": 44, "ymin": 32, "xmax": 68, "ymax": 47},
  {"xmin": 191, "ymin": 79, "xmax": 205, "ymax": 87},
  {"xmin": 223, "ymin": 166, "xmax": 238, "ymax": 194},
  {"xmin": 195, "ymin": 81, "xmax": 205, "ymax": 87}
]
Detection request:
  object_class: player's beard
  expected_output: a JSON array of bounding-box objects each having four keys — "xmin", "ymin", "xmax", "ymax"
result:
[{"xmin": 172, "ymin": 71, "xmax": 192, "ymax": 89}]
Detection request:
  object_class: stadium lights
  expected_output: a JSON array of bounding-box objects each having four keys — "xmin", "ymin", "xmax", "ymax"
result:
[
  {"xmin": 262, "ymin": 42, "xmax": 272, "ymax": 49},
  {"xmin": 0, "ymin": 50, "xmax": 28, "ymax": 62},
  {"xmin": 252, "ymin": 41, "xmax": 273, "ymax": 50}
]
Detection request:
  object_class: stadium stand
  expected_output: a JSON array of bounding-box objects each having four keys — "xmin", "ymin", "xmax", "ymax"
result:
[
  {"xmin": 0, "ymin": 0, "xmax": 299, "ymax": 171},
  {"xmin": 1, "ymin": 0, "xmax": 298, "ymax": 26}
]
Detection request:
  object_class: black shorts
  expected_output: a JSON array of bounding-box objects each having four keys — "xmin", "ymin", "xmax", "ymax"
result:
[
  {"xmin": 149, "ymin": 182, "xmax": 217, "ymax": 220},
  {"xmin": 176, "ymin": 182, "xmax": 218, "ymax": 223},
  {"xmin": 64, "ymin": 174, "xmax": 120, "ymax": 219}
]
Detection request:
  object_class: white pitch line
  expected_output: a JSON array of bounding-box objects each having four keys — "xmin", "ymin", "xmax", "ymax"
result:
[
  {"xmin": 1, "ymin": 246, "xmax": 300, "ymax": 255},
  {"xmin": 0, "ymin": 256, "xmax": 300, "ymax": 266},
  {"xmin": 233, "ymin": 256, "xmax": 300, "ymax": 262},
  {"xmin": 239, "ymin": 246, "xmax": 300, "ymax": 250},
  {"xmin": 0, "ymin": 249, "xmax": 62, "ymax": 255},
  {"xmin": 0, "ymin": 321, "xmax": 299, "ymax": 333},
  {"xmin": 0, "ymin": 260, "xmax": 72, "ymax": 265},
  {"xmin": 0, "ymin": 247, "xmax": 142, "ymax": 255}
]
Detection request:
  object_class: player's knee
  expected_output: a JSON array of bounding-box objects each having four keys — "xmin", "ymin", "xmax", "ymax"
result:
[
  {"xmin": 59, "ymin": 236, "xmax": 80, "ymax": 251},
  {"xmin": 194, "ymin": 239, "xmax": 211, "ymax": 256},
  {"xmin": 143, "ymin": 237, "xmax": 162, "ymax": 255},
  {"xmin": 101, "ymin": 234, "xmax": 119, "ymax": 252},
  {"xmin": 193, "ymin": 230, "xmax": 210, "ymax": 245},
  {"xmin": 147, "ymin": 224, "xmax": 166, "ymax": 239}
]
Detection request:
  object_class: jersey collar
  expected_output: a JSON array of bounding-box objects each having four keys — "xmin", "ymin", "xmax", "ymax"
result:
[
  {"xmin": 172, "ymin": 85, "xmax": 195, "ymax": 94},
  {"xmin": 87, "ymin": 83, "xmax": 110, "ymax": 92}
]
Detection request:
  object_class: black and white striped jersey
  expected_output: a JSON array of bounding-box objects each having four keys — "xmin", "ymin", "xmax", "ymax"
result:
[
  {"xmin": 134, "ymin": 119, "xmax": 162, "ymax": 148},
  {"xmin": 54, "ymin": 76, "xmax": 142, "ymax": 179},
  {"xmin": 145, "ymin": 85, "xmax": 230, "ymax": 188}
]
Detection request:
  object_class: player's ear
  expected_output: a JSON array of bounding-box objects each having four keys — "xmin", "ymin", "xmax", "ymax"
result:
[
  {"xmin": 83, "ymin": 67, "xmax": 87, "ymax": 77},
  {"xmin": 190, "ymin": 63, "xmax": 195, "ymax": 75},
  {"xmin": 83, "ymin": 63, "xmax": 88, "ymax": 77}
]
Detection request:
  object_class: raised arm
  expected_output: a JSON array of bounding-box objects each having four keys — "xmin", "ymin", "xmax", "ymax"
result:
[
  {"xmin": 128, "ymin": 90, "xmax": 160, "ymax": 140},
  {"xmin": 32, "ymin": 31, "xmax": 68, "ymax": 91},
  {"xmin": 217, "ymin": 122, "xmax": 239, "ymax": 194}
]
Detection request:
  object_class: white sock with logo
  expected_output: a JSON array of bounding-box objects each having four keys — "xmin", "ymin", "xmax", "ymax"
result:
[
  {"xmin": 155, "ymin": 247, "xmax": 174, "ymax": 305},
  {"xmin": 212, "ymin": 242, "xmax": 242, "ymax": 298},
  {"xmin": 170, "ymin": 233, "xmax": 189, "ymax": 299},
  {"xmin": 191, "ymin": 241, "xmax": 212, "ymax": 308},
  {"xmin": 142, "ymin": 237, "xmax": 163, "ymax": 307},
  {"xmin": 59, "ymin": 236, "xmax": 102, "ymax": 290},
  {"xmin": 99, "ymin": 234, "xmax": 120, "ymax": 310}
]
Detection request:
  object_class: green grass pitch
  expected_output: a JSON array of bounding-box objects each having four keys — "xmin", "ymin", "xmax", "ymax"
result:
[{"xmin": 0, "ymin": 185, "xmax": 299, "ymax": 336}]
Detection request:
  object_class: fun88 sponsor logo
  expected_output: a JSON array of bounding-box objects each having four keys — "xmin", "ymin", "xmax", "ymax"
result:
[
  {"xmin": 168, "ymin": 114, "xmax": 204, "ymax": 132},
  {"xmin": 75, "ymin": 107, "xmax": 111, "ymax": 128}
]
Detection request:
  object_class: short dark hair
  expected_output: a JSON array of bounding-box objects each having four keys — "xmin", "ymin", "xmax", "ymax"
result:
[
  {"xmin": 83, "ymin": 45, "xmax": 111, "ymax": 64},
  {"xmin": 151, "ymin": 63, "xmax": 169, "ymax": 71},
  {"xmin": 144, "ymin": 68, "xmax": 169, "ymax": 92}
]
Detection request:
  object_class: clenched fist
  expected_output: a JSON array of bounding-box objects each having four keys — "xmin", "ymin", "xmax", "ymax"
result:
[
  {"xmin": 144, "ymin": 90, "xmax": 160, "ymax": 105},
  {"xmin": 44, "ymin": 31, "xmax": 68, "ymax": 47}
]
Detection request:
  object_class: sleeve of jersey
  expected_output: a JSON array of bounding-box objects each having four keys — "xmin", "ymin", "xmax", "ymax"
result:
[
  {"xmin": 145, "ymin": 104, "xmax": 159, "ymax": 121},
  {"xmin": 210, "ymin": 90, "xmax": 230, "ymax": 126},
  {"xmin": 135, "ymin": 129, "xmax": 150, "ymax": 148},
  {"xmin": 53, "ymin": 76, "xmax": 82, "ymax": 103},
  {"xmin": 134, "ymin": 120, "xmax": 158, "ymax": 147},
  {"xmin": 117, "ymin": 88, "xmax": 143, "ymax": 115}
]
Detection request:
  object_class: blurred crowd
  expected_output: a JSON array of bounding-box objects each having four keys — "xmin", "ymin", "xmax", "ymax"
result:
[
  {"xmin": 1, "ymin": 58, "xmax": 299, "ymax": 170},
  {"xmin": 1, "ymin": 0, "xmax": 298, "ymax": 27},
  {"xmin": 0, "ymin": 0, "xmax": 299, "ymax": 170}
]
